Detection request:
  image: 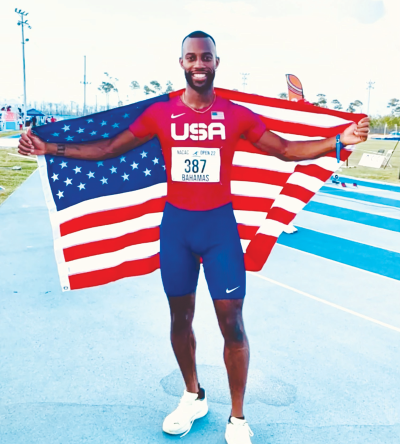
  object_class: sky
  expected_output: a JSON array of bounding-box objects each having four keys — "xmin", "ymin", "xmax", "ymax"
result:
[{"xmin": 1, "ymin": 0, "xmax": 399, "ymax": 116}]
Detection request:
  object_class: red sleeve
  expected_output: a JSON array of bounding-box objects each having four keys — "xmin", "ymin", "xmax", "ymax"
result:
[
  {"xmin": 234, "ymin": 104, "xmax": 266, "ymax": 143},
  {"xmin": 128, "ymin": 103, "xmax": 159, "ymax": 138}
]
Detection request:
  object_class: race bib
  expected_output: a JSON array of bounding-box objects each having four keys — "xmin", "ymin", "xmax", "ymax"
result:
[{"xmin": 171, "ymin": 147, "xmax": 221, "ymax": 183}]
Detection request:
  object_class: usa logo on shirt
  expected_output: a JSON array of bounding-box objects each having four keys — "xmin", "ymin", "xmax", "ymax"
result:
[{"xmin": 211, "ymin": 111, "xmax": 224, "ymax": 120}]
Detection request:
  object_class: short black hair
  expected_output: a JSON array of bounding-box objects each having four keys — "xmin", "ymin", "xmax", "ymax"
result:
[{"xmin": 182, "ymin": 30, "xmax": 216, "ymax": 49}]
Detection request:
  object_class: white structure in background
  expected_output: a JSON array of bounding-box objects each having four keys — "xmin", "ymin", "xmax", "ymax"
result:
[{"xmin": 358, "ymin": 152, "xmax": 388, "ymax": 169}]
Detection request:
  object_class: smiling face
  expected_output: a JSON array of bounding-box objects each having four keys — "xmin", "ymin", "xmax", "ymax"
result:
[{"xmin": 180, "ymin": 37, "xmax": 220, "ymax": 94}]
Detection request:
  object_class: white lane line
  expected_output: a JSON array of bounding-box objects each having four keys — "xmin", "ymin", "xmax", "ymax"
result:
[
  {"xmin": 7, "ymin": 152, "xmax": 38, "ymax": 161},
  {"xmin": 249, "ymin": 272, "xmax": 400, "ymax": 333}
]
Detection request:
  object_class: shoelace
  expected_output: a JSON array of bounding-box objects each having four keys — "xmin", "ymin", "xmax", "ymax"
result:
[
  {"xmin": 245, "ymin": 423, "xmax": 254, "ymax": 437},
  {"xmin": 172, "ymin": 396, "xmax": 197, "ymax": 438},
  {"xmin": 180, "ymin": 419, "xmax": 195, "ymax": 438},
  {"xmin": 230, "ymin": 420, "xmax": 254, "ymax": 438}
]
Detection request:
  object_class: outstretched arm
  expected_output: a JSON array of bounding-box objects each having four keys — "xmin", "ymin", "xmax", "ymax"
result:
[
  {"xmin": 18, "ymin": 128, "xmax": 151, "ymax": 160},
  {"xmin": 253, "ymin": 117, "xmax": 370, "ymax": 161}
]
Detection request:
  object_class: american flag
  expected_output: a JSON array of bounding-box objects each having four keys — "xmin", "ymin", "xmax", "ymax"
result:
[{"xmin": 35, "ymin": 88, "xmax": 366, "ymax": 291}]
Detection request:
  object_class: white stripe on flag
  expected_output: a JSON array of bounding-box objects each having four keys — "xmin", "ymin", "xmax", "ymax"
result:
[
  {"xmin": 240, "ymin": 239, "xmax": 251, "ymax": 252},
  {"xmin": 287, "ymin": 172, "xmax": 325, "ymax": 192},
  {"xmin": 66, "ymin": 240, "xmax": 160, "ymax": 275},
  {"xmin": 271, "ymin": 194, "xmax": 306, "ymax": 214},
  {"xmin": 233, "ymin": 210, "xmax": 267, "ymax": 227},
  {"xmin": 233, "ymin": 151, "xmax": 295, "ymax": 173},
  {"xmin": 272, "ymin": 132, "xmax": 323, "ymax": 141},
  {"xmin": 256, "ymin": 219, "xmax": 287, "ymax": 237},
  {"xmin": 298, "ymin": 156, "xmax": 341, "ymax": 171},
  {"xmin": 231, "ymin": 181, "xmax": 282, "ymax": 199},
  {"xmin": 52, "ymin": 183, "xmax": 167, "ymax": 225},
  {"xmin": 55, "ymin": 212, "xmax": 163, "ymax": 249}
]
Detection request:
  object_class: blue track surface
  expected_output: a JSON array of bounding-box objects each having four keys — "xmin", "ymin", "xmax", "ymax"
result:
[
  {"xmin": 1, "ymin": 172, "xmax": 399, "ymax": 444},
  {"xmin": 278, "ymin": 228, "xmax": 400, "ymax": 280},
  {"xmin": 320, "ymin": 186, "xmax": 400, "ymax": 208},
  {"xmin": 304, "ymin": 201, "xmax": 400, "ymax": 232}
]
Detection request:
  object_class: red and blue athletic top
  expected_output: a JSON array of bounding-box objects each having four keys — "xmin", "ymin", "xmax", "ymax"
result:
[{"xmin": 129, "ymin": 94, "xmax": 266, "ymax": 211}]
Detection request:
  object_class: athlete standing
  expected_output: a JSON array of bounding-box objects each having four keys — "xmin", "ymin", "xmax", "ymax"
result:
[{"xmin": 18, "ymin": 31, "xmax": 369, "ymax": 443}]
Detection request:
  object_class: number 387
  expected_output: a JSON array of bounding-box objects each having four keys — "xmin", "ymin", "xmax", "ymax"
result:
[{"xmin": 184, "ymin": 159, "xmax": 206, "ymax": 173}]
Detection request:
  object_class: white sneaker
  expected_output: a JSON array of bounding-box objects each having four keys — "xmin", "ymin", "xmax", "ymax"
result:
[
  {"xmin": 225, "ymin": 417, "xmax": 254, "ymax": 444},
  {"xmin": 162, "ymin": 389, "xmax": 208, "ymax": 436}
]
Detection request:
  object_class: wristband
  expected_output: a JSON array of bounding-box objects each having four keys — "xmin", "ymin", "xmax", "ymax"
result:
[
  {"xmin": 57, "ymin": 144, "xmax": 66, "ymax": 156},
  {"xmin": 335, "ymin": 134, "xmax": 344, "ymax": 163}
]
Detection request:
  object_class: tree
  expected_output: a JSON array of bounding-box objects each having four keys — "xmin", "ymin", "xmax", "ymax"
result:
[
  {"xmin": 144, "ymin": 80, "xmax": 162, "ymax": 95},
  {"xmin": 144, "ymin": 80, "xmax": 174, "ymax": 96},
  {"xmin": 387, "ymin": 98, "xmax": 400, "ymax": 115},
  {"xmin": 353, "ymin": 100, "xmax": 363, "ymax": 112},
  {"xmin": 313, "ymin": 94, "xmax": 327, "ymax": 107},
  {"xmin": 98, "ymin": 72, "xmax": 118, "ymax": 109},
  {"xmin": 347, "ymin": 102, "xmax": 356, "ymax": 113},
  {"xmin": 278, "ymin": 92, "xmax": 288, "ymax": 100},
  {"xmin": 346, "ymin": 100, "xmax": 363, "ymax": 113},
  {"xmin": 164, "ymin": 81, "xmax": 174, "ymax": 94},
  {"xmin": 130, "ymin": 80, "xmax": 140, "ymax": 91},
  {"xmin": 331, "ymin": 99, "xmax": 342, "ymax": 110}
]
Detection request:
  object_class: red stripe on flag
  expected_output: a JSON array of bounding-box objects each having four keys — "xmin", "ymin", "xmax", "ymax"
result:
[
  {"xmin": 60, "ymin": 197, "xmax": 166, "ymax": 236},
  {"xmin": 295, "ymin": 164, "xmax": 333, "ymax": 181},
  {"xmin": 244, "ymin": 234, "xmax": 278, "ymax": 271},
  {"xmin": 279, "ymin": 183, "xmax": 315, "ymax": 203},
  {"xmin": 237, "ymin": 224, "xmax": 258, "ymax": 240},
  {"xmin": 266, "ymin": 207, "xmax": 296, "ymax": 225},
  {"xmin": 69, "ymin": 254, "xmax": 161, "ymax": 290},
  {"xmin": 64, "ymin": 226, "xmax": 160, "ymax": 262},
  {"xmin": 231, "ymin": 166, "xmax": 290, "ymax": 186},
  {"xmin": 232, "ymin": 195, "xmax": 274, "ymax": 213}
]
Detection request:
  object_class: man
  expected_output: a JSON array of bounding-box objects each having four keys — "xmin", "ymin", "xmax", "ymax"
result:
[{"xmin": 19, "ymin": 31, "xmax": 369, "ymax": 443}]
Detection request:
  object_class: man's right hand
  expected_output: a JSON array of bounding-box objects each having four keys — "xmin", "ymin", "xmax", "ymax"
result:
[{"xmin": 18, "ymin": 129, "xmax": 47, "ymax": 156}]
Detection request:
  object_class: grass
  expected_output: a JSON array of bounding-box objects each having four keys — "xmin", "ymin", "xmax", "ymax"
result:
[
  {"xmin": 0, "ymin": 130, "xmax": 22, "ymax": 138},
  {"xmin": 339, "ymin": 139, "xmax": 400, "ymax": 184},
  {"xmin": 0, "ymin": 148, "xmax": 38, "ymax": 205}
]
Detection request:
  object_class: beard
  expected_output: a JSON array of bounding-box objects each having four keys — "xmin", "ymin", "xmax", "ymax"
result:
[{"xmin": 184, "ymin": 69, "xmax": 215, "ymax": 93}]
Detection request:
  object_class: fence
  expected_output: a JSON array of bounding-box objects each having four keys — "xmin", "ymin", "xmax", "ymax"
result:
[{"xmin": 370, "ymin": 125, "xmax": 399, "ymax": 135}]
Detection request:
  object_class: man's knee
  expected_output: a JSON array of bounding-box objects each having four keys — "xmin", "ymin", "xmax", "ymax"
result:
[
  {"xmin": 219, "ymin": 315, "xmax": 246, "ymax": 344},
  {"xmin": 171, "ymin": 309, "xmax": 194, "ymax": 334},
  {"xmin": 168, "ymin": 294, "xmax": 195, "ymax": 334}
]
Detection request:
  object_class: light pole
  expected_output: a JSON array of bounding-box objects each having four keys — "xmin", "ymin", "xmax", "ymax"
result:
[
  {"xmin": 366, "ymin": 80, "xmax": 375, "ymax": 115},
  {"xmin": 240, "ymin": 73, "xmax": 249, "ymax": 92},
  {"xmin": 80, "ymin": 56, "xmax": 91, "ymax": 116},
  {"xmin": 15, "ymin": 8, "xmax": 31, "ymax": 127}
]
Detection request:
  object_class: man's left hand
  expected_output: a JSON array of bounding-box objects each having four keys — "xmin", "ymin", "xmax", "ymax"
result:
[{"xmin": 341, "ymin": 117, "xmax": 370, "ymax": 146}]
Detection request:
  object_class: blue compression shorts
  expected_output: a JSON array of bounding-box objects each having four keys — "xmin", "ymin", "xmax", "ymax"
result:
[{"xmin": 160, "ymin": 202, "xmax": 246, "ymax": 300}]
